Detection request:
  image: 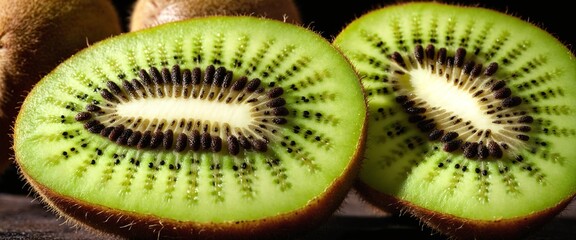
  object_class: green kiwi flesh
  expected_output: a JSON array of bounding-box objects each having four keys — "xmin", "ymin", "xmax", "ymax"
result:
[
  {"xmin": 14, "ymin": 16, "xmax": 367, "ymax": 239},
  {"xmin": 333, "ymin": 2, "xmax": 576, "ymax": 239}
]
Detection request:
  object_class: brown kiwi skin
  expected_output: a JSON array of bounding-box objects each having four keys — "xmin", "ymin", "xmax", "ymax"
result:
[
  {"xmin": 336, "ymin": 2, "xmax": 576, "ymax": 239},
  {"xmin": 18, "ymin": 118, "xmax": 367, "ymax": 240},
  {"xmin": 355, "ymin": 181, "xmax": 576, "ymax": 240},
  {"xmin": 14, "ymin": 35, "xmax": 369, "ymax": 237},
  {"xmin": 128, "ymin": 0, "xmax": 303, "ymax": 31},
  {"xmin": 0, "ymin": 0, "xmax": 122, "ymax": 175}
]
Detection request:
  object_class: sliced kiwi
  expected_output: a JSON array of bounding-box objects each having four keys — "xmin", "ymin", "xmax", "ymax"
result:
[
  {"xmin": 129, "ymin": 0, "xmax": 303, "ymax": 32},
  {"xmin": 333, "ymin": 2, "xmax": 576, "ymax": 240},
  {"xmin": 13, "ymin": 16, "xmax": 367, "ymax": 239}
]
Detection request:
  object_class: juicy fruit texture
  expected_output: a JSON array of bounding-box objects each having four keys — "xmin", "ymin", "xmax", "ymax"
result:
[
  {"xmin": 129, "ymin": 0, "xmax": 302, "ymax": 31},
  {"xmin": 0, "ymin": 0, "xmax": 122, "ymax": 174},
  {"xmin": 333, "ymin": 2, "xmax": 576, "ymax": 239},
  {"xmin": 14, "ymin": 16, "xmax": 367, "ymax": 239}
]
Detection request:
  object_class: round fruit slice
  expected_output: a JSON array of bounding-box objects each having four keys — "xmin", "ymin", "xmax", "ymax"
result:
[
  {"xmin": 14, "ymin": 16, "xmax": 367, "ymax": 239},
  {"xmin": 333, "ymin": 2, "xmax": 576, "ymax": 240}
]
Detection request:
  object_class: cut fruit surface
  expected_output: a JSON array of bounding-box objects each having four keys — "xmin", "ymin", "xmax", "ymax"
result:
[
  {"xmin": 14, "ymin": 16, "xmax": 367, "ymax": 239},
  {"xmin": 333, "ymin": 2, "xmax": 576, "ymax": 239}
]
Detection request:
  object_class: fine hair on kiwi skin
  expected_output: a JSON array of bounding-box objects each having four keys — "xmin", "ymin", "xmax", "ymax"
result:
[
  {"xmin": 333, "ymin": 1, "xmax": 576, "ymax": 240},
  {"xmin": 0, "ymin": 0, "xmax": 122, "ymax": 175},
  {"xmin": 128, "ymin": 0, "xmax": 303, "ymax": 32},
  {"xmin": 13, "ymin": 15, "xmax": 368, "ymax": 239}
]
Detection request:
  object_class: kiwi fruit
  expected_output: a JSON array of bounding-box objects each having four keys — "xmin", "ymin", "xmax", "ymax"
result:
[
  {"xmin": 333, "ymin": 2, "xmax": 576, "ymax": 240},
  {"xmin": 13, "ymin": 15, "xmax": 367, "ymax": 239},
  {"xmin": 129, "ymin": 0, "xmax": 302, "ymax": 32},
  {"xmin": 0, "ymin": 0, "xmax": 122, "ymax": 174}
]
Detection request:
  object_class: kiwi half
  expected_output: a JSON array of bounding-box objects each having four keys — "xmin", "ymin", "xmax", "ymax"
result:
[
  {"xmin": 0, "ymin": 0, "xmax": 122, "ymax": 175},
  {"xmin": 333, "ymin": 2, "xmax": 576, "ymax": 240},
  {"xmin": 13, "ymin": 16, "xmax": 367, "ymax": 239},
  {"xmin": 129, "ymin": 0, "xmax": 303, "ymax": 32}
]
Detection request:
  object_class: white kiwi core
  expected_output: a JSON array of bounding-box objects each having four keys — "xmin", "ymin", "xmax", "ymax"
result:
[
  {"xmin": 406, "ymin": 69, "xmax": 502, "ymax": 132},
  {"xmin": 116, "ymin": 98, "xmax": 253, "ymax": 129}
]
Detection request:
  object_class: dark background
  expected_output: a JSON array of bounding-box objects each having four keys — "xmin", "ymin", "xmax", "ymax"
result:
[
  {"xmin": 0, "ymin": 0, "xmax": 573, "ymax": 195},
  {"xmin": 113, "ymin": 0, "xmax": 574, "ymax": 50}
]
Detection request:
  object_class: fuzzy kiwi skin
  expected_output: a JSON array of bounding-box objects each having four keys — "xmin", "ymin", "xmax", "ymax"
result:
[
  {"xmin": 333, "ymin": 2, "xmax": 576, "ymax": 240},
  {"xmin": 17, "ymin": 105, "xmax": 368, "ymax": 240},
  {"xmin": 16, "ymin": 82, "xmax": 368, "ymax": 239},
  {"xmin": 13, "ymin": 15, "xmax": 369, "ymax": 239},
  {"xmin": 129, "ymin": 0, "xmax": 302, "ymax": 31},
  {"xmin": 22, "ymin": 142, "xmax": 366, "ymax": 240},
  {"xmin": 0, "ymin": 0, "xmax": 122, "ymax": 174},
  {"xmin": 356, "ymin": 182, "xmax": 575, "ymax": 240}
]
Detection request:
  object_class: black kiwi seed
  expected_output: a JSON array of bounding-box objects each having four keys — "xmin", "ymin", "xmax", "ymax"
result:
[
  {"xmin": 227, "ymin": 136, "xmax": 240, "ymax": 156},
  {"xmin": 175, "ymin": 133, "xmax": 187, "ymax": 152},
  {"xmin": 332, "ymin": 3, "xmax": 576, "ymax": 240},
  {"xmin": 85, "ymin": 104, "xmax": 101, "ymax": 112},
  {"xmin": 389, "ymin": 44, "xmax": 533, "ymax": 160},
  {"xmin": 13, "ymin": 15, "xmax": 373, "ymax": 240},
  {"xmin": 238, "ymin": 135, "xmax": 252, "ymax": 150},
  {"xmin": 75, "ymin": 112, "xmax": 92, "ymax": 121},
  {"xmin": 127, "ymin": 131, "xmax": 142, "ymax": 147},
  {"xmin": 74, "ymin": 64, "xmax": 288, "ymax": 155},
  {"xmin": 189, "ymin": 130, "xmax": 201, "ymax": 151},
  {"xmin": 100, "ymin": 89, "xmax": 116, "ymax": 102},
  {"xmin": 201, "ymin": 132, "xmax": 211, "ymax": 150}
]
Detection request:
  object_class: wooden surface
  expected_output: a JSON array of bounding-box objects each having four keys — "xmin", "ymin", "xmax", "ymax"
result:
[{"xmin": 1, "ymin": 191, "xmax": 575, "ymax": 240}]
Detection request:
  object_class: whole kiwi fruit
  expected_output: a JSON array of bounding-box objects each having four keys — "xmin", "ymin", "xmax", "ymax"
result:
[
  {"xmin": 0, "ymin": 0, "xmax": 122, "ymax": 175},
  {"xmin": 333, "ymin": 2, "xmax": 576, "ymax": 240},
  {"xmin": 129, "ymin": 0, "xmax": 302, "ymax": 32},
  {"xmin": 13, "ymin": 15, "xmax": 367, "ymax": 239}
]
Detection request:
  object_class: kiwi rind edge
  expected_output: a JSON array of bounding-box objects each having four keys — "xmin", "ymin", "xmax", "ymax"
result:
[
  {"xmin": 13, "ymin": 15, "xmax": 368, "ymax": 239},
  {"xmin": 333, "ymin": 1, "xmax": 576, "ymax": 239}
]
